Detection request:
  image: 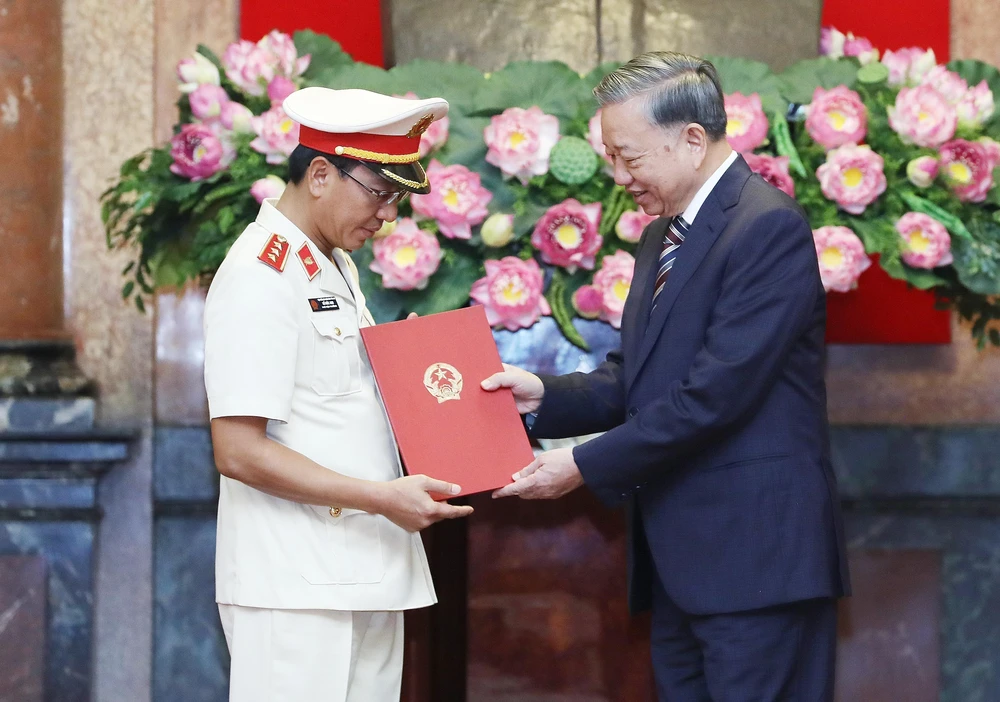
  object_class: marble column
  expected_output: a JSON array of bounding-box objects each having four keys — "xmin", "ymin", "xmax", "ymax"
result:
[{"xmin": 62, "ymin": 0, "xmax": 156, "ymax": 700}]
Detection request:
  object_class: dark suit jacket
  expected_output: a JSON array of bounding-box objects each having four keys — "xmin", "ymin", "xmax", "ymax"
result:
[{"xmin": 532, "ymin": 156, "xmax": 851, "ymax": 616}]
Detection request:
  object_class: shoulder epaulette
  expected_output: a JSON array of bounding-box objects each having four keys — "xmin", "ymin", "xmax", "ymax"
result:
[{"xmin": 257, "ymin": 234, "xmax": 290, "ymax": 272}]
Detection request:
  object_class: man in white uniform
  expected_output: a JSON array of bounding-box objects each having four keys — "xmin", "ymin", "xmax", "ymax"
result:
[{"xmin": 203, "ymin": 87, "xmax": 473, "ymax": 702}]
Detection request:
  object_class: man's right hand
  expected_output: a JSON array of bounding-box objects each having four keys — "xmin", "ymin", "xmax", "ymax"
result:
[
  {"xmin": 375, "ymin": 475, "xmax": 474, "ymax": 532},
  {"xmin": 480, "ymin": 363, "xmax": 544, "ymax": 414}
]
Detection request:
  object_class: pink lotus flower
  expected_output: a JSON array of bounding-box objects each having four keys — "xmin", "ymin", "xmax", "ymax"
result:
[
  {"xmin": 484, "ymin": 106, "xmax": 560, "ymax": 184},
  {"xmin": 221, "ymin": 40, "xmax": 258, "ymax": 93},
  {"xmin": 470, "ymin": 257, "xmax": 551, "ymax": 331},
  {"xmin": 805, "ymin": 86, "xmax": 867, "ymax": 150},
  {"xmin": 895, "ymin": 212, "xmax": 953, "ymax": 269},
  {"xmin": 221, "ymin": 101, "xmax": 254, "ymax": 133},
  {"xmin": 399, "ymin": 92, "xmax": 450, "ymax": 157},
  {"xmin": 409, "ymin": 160, "xmax": 492, "ymax": 240},
  {"xmin": 743, "ymin": 153, "xmax": 796, "ymax": 198},
  {"xmin": 812, "ymin": 226, "xmax": 871, "ymax": 292},
  {"xmin": 906, "ymin": 156, "xmax": 939, "ymax": 188},
  {"xmin": 938, "ymin": 138, "xmax": 1000, "ymax": 203},
  {"xmin": 176, "ymin": 52, "xmax": 220, "ymax": 93},
  {"xmin": 887, "ymin": 85, "xmax": 957, "ymax": 148},
  {"xmin": 881, "ymin": 48, "xmax": 937, "ymax": 86},
  {"xmin": 572, "ymin": 285, "xmax": 603, "ymax": 319},
  {"xmin": 188, "ymin": 84, "xmax": 229, "ymax": 122},
  {"xmin": 590, "ymin": 251, "xmax": 636, "ymax": 328},
  {"xmin": 169, "ymin": 123, "xmax": 233, "ymax": 181},
  {"xmin": 587, "ymin": 109, "xmax": 612, "ymax": 166},
  {"xmin": 819, "ymin": 27, "xmax": 878, "ymax": 65},
  {"xmin": 820, "ymin": 27, "xmax": 878, "ymax": 63},
  {"xmin": 978, "ymin": 136, "xmax": 1000, "ymax": 163},
  {"xmin": 531, "ymin": 199, "xmax": 603, "ymax": 272},
  {"xmin": 820, "ymin": 27, "xmax": 847, "ymax": 59},
  {"xmin": 844, "ymin": 35, "xmax": 878, "ymax": 65},
  {"xmin": 250, "ymin": 175, "xmax": 286, "ymax": 204},
  {"xmin": 267, "ymin": 76, "xmax": 296, "ymax": 106},
  {"xmin": 816, "ymin": 144, "xmax": 887, "ymax": 214},
  {"xmin": 919, "ymin": 66, "xmax": 968, "ymax": 105},
  {"xmin": 250, "ymin": 106, "xmax": 300, "ymax": 165},
  {"xmin": 369, "ymin": 218, "xmax": 443, "ymax": 290},
  {"xmin": 724, "ymin": 93, "xmax": 769, "ymax": 153},
  {"xmin": 257, "ymin": 30, "xmax": 310, "ymax": 79},
  {"xmin": 957, "ymin": 80, "xmax": 995, "ymax": 128},
  {"xmin": 222, "ymin": 31, "xmax": 309, "ymax": 97},
  {"xmin": 615, "ymin": 210, "xmax": 657, "ymax": 243}
]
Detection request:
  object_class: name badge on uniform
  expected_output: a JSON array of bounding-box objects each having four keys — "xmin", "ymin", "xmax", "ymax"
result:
[{"xmin": 308, "ymin": 296, "xmax": 340, "ymax": 312}]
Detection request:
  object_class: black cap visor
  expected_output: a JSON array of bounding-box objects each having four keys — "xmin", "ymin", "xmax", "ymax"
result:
[{"xmin": 358, "ymin": 160, "xmax": 430, "ymax": 195}]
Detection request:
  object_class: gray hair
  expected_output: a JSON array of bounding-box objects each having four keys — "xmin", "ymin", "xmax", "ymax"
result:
[{"xmin": 594, "ymin": 52, "xmax": 728, "ymax": 140}]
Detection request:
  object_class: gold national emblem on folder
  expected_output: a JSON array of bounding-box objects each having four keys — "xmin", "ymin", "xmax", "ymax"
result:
[{"xmin": 423, "ymin": 362, "xmax": 463, "ymax": 403}]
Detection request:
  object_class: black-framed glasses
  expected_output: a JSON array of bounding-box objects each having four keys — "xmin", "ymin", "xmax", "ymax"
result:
[{"xmin": 337, "ymin": 167, "xmax": 409, "ymax": 206}]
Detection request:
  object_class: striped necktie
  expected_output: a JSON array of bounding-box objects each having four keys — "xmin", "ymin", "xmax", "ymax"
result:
[{"xmin": 651, "ymin": 215, "xmax": 689, "ymax": 310}]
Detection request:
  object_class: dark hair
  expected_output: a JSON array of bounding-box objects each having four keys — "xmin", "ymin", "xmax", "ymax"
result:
[
  {"xmin": 287, "ymin": 145, "xmax": 360, "ymax": 185},
  {"xmin": 594, "ymin": 51, "xmax": 728, "ymax": 141}
]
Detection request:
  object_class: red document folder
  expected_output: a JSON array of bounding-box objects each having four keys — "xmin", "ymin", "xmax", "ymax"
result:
[{"xmin": 360, "ymin": 306, "xmax": 534, "ymax": 497}]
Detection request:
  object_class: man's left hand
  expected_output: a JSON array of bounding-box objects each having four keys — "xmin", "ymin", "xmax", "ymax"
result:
[{"xmin": 492, "ymin": 447, "xmax": 584, "ymax": 500}]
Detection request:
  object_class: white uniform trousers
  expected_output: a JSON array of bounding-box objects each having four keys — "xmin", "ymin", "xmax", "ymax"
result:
[{"xmin": 219, "ymin": 605, "xmax": 404, "ymax": 702}]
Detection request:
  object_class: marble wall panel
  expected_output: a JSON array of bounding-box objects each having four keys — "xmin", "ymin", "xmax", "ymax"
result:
[
  {"xmin": 466, "ymin": 490, "xmax": 655, "ymax": 702},
  {"xmin": 391, "ymin": 0, "xmax": 601, "ymax": 73},
  {"xmin": 0, "ymin": 0, "xmax": 64, "ymax": 339},
  {"xmin": 642, "ymin": 0, "xmax": 822, "ymax": 70},
  {"xmin": 155, "ymin": 285, "xmax": 209, "ymax": 425},
  {"xmin": 826, "ymin": 319, "xmax": 1000, "ymax": 424},
  {"xmin": 836, "ymin": 550, "xmax": 940, "ymax": 702},
  {"xmin": 153, "ymin": 516, "xmax": 228, "ymax": 702},
  {"xmin": 952, "ymin": 0, "xmax": 1000, "ymax": 68},
  {"xmin": 846, "ymin": 515, "xmax": 1000, "ymax": 702},
  {"xmin": 0, "ymin": 556, "xmax": 45, "ymax": 702},
  {"xmin": 0, "ymin": 521, "xmax": 95, "ymax": 702}
]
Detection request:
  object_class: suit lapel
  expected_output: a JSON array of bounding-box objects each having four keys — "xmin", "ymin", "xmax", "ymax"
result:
[{"xmin": 630, "ymin": 157, "xmax": 752, "ymax": 379}]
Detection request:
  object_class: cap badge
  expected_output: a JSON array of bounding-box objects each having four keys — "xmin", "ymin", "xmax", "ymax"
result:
[
  {"xmin": 423, "ymin": 362, "xmax": 463, "ymax": 403},
  {"xmin": 406, "ymin": 113, "xmax": 435, "ymax": 139},
  {"xmin": 257, "ymin": 234, "xmax": 289, "ymax": 272}
]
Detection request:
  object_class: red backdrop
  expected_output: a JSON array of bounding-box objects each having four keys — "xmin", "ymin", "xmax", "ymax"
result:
[
  {"xmin": 239, "ymin": 0, "xmax": 955, "ymax": 344},
  {"xmin": 241, "ymin": 0, "xmax": 385, "ymax": 67},
  {"xmin": 821, "ymin": 0, "xmax": 952, "ymax": 343}
]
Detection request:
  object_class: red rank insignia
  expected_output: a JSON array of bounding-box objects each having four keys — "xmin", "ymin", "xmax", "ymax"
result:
[
  {"xmin": 257, "ymin": 234, "xmax": 289, "ymax": 272},
  {"xmin": 296, "ymin": 243, "xmax": 320, "ymax": 281}
]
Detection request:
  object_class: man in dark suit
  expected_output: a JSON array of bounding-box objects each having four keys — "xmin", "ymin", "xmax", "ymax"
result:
[{"xmin": 482, "ymin": 51, "xmax": 850, "ymax": 701}]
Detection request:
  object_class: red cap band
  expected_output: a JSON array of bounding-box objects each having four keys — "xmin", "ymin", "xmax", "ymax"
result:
[{"xmin": 298, "ymin": 126, "xmax": 420, "ymax": 163}]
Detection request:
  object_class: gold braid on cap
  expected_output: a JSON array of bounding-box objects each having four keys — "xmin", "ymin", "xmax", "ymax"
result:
[
  {"xmin": 333, "ymin": 146, "xmax": 421, "ymax": 164},
  {"xmin": 380, "ymin": 168, "xmax": 429, "ymax": 189}
]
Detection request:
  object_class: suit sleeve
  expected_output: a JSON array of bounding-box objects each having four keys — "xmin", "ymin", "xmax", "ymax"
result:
[
  {"xmin": 573, "ymin": 207, "xmax": 822, "ymax": 500},
  {"xmin": 529, "ymin": 350, "xmax": 627, "ymax": 438}
]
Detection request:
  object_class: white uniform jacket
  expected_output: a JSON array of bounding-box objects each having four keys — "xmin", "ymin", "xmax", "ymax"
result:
[{"xmin": 204, "ymin": 198, "xmax": 436, "ymax": 611}]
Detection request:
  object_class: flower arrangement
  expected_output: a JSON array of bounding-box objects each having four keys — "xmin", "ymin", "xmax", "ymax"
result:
[{"xmin": 103, "ymin": 28, "xmax": 1000, "ymax": 348}]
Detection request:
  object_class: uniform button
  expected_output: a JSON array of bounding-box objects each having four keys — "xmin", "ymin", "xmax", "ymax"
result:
[
  {"xmin": 334, "ymin": 327, "xmax": 342, "ymax": 336},
  {"xmin": 628, "ymin": 407, "xmax": 638, "ymax": 418},
  {"xmin": 329, "ymin": 506, "xmax": 342, "ymax": 518}
]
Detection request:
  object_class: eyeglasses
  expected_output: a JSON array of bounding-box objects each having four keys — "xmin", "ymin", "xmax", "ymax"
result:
[{"xmin": 337, "ymin": 167, "xmax": 409, "ymax": 206}]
